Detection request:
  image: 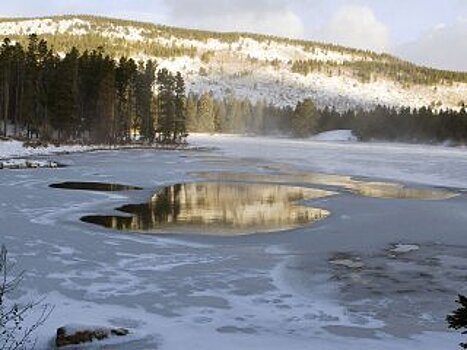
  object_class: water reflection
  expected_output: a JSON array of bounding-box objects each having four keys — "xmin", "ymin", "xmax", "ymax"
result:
[
  {"xmin": 191, "ymin": 172, "xmax": 456, "ymax": 200},
  {"xmin": 81, "ymin": 182, "xmax": 334, "ymax": 235},
  {"xmin": 50, "ymin": 181, "xmax": 142, "ymax": 192}
]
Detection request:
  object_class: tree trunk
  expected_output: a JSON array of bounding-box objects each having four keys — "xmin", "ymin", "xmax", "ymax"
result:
[{"xmin": 3, "ymin": 80, "xmax": 9, "ymax": 137}]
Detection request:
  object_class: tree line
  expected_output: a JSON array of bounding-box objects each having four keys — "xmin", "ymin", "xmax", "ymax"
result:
[
  {"xmin": 292, "ymin": 59, "xmax": 467, "ymax": 86},
  {"xmin": 185, "ymin": 93, "xmax": 467, "ymax": 145},
  {"xmin": 0, "ymin": 34, "xmax": 187, "ymax": 144}
]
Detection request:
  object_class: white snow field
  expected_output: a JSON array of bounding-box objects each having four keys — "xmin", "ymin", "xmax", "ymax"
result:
[{"xmin": 1, "ymin": 135, "xmax": 466, "ymax": 349}]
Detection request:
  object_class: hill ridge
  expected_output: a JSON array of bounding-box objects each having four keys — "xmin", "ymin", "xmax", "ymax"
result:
[{"xmin": 0, "ymin": 14, "xmax": 465, "ymax": 111}]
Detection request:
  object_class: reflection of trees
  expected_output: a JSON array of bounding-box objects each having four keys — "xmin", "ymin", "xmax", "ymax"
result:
[
  {"xmin": 83, "ymin": 183, "xmax": 331, "ymax": 234},
  {"xmin": 119, "ymin": 184, "xmax": 182, "ymax": 229},
  {"xmin": 193, "ymin": 171, "xmax": 455, "ymax": 201}
]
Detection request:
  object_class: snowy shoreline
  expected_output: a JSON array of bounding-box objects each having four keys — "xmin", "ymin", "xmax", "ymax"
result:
[
  {"xmin": 1, "ymin": 130, "xmax": 465, "ymax": 170},
  {"xmin": 0, "ymin": 139, "xmax": 212, "ymax": 168}
]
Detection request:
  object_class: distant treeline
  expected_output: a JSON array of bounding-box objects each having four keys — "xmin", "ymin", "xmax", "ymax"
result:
[
  {"xmin": 7, "ymin": 33, "xmax": 197, "ymax": 61},
  {"xmin": 186, "ymin": 93, "xmax": 467, "ymax": 144},
  {"xmin": 292, "ymin": 59, "xmax": 467, "ymax": 85},
  {"xmin": 0, "ymin": 34, "xmax": 187, "ymax": 144},
  {"xmin": 350, "ymin": 106, "xmax": 467, "ymax": 144}
]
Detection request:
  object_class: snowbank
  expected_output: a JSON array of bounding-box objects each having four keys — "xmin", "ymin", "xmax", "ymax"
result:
[
  {"xmin": 0, "ymin": 140, "xmax": 95, "ymax": 160},
  {"xmin": 310, "ymin": 130, "xmax": 357, "ymax": 142},
  {"xmin": 0, "ymin": 159, "xmax": 59, "ymax": 169}
]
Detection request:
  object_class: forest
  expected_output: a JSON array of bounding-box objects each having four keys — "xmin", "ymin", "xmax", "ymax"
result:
[
  {"xmin": 291, "ymin": 58, "xmax": 467, "ymax": 85},
  {"xmin": 0, "ymin": 34, "xmax": 187, "ymax": 144},
  {"xmin": 1, "ymin": 34, "xmax": 467, "ymax": 146}
]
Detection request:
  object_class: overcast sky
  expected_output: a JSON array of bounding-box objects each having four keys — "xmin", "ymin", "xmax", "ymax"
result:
[{"xmin": 0, "ymin": 0, "xmax": 465, "ymax": 71}]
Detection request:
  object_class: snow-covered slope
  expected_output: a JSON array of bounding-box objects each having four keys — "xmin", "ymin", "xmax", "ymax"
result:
[{"xmin": 0, "ymin": 15, "xmax": 466, "ymax": 111}]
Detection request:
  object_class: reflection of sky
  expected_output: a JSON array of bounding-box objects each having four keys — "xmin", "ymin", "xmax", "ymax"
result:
[{"xmin": 0, "ymin": 0, "xmax": 465, "ymax": 70}]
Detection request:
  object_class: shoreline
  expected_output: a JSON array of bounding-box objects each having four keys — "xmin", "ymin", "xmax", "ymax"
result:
[
  {"xmin": 0, "ymin": 139, "xmax": 215, "ymax": 169},
  {"xmin": 0, "ymin": 139, "xmax": 214, "ymax": 159}
]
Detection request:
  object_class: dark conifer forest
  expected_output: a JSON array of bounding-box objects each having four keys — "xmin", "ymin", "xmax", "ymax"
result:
[{"xmin": 0, "ymin": 34, "xmax": 187, "ymax": 144}]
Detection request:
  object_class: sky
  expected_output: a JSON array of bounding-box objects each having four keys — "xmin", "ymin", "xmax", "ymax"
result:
[{"xmin": 0, "ymin": 0, "xmax": 465, "ymax": 71}]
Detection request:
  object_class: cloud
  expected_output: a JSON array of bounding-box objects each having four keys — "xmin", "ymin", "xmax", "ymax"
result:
[
  {"xmin": 162, "ymin": 0, "xmax": 305, "ymax": 38},
  {"xmin": 396, "ymin": 18, "xmax": 467, "ymax": 72},
  {"xmin": 317, "ymin": 5, "xmax": 390, "ymax": 52}
]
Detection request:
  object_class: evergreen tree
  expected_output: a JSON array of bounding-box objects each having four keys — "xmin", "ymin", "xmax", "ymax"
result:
[
  {"xmin": 115, "ymin": 57, "xmax": 137, "ymax": 142},
  {"xmin": 291, "ymin": 98, "xmax": 319, "ymax": 137},
  {"xmin": 186, "ymin": 93, "xmax": 198, "ymax": 131},
  {"xmin": 197, "ymin": 93, "xmax": 215, "ymax": 132},
  {"xmin": 155, "ymin": 68, "xmax": 187, "ymax": 143},
  {"xmin": 49, "ymin": 47, "xmax": 80, "ymax": 141},
  {"xmin": 447, "ymin": 295, "xmax": 467, "ymax": 349},
  {"xmin": 156, "ymin": 68, "xmax": 176, "ymax": 143},
  {"xmin": 95, "ymin": 54, "xmax": 117, "ymax": 144},
  {"xmin": 137, "ymin": 60, "xmax": 157, "ymax": 141},
  {"xmin": 173, "ymin": 72, "xmax": 187, "ymax": 142},
  {"xmin": 0, "ymin": 38, "xmax": 13, "ymax": 136}
]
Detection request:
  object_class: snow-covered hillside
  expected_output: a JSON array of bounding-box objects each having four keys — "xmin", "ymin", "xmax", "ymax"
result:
[{"xmin": 0, "ymin": 16, "xmax": 466, "ymax": 111}]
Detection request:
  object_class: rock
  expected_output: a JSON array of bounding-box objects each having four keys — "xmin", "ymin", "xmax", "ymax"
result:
[
  {"xmin": 111, "ymin": 328, "xmax": 130, "ymax": 336},
  {"xmin": 329, "ymin": 258, "xmax": 364, "ymax": 269},
  {"xmin": 55, "ymin": 325, "xmax": 129, "ymax": 348},
  {"xmin": 26, "ymin": 160, "xmax": 40, "ymax": 168}
]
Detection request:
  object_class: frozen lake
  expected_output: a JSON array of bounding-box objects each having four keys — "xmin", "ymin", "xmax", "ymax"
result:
[{"xmin": 1, "ymin": 135, "xmax": 466, "ymax": 349}]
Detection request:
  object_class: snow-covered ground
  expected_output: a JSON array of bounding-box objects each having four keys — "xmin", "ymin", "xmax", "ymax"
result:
[
  {"xmin": 309, "ymin": 129, "xmax": 357, "ymax": 142},
  {"xmin": 0, "ymin": 140, "xmax": 95, "ymax": 160},
  {"xmin": 1, "ymin": 135, "xmax": 466, "ymax": 349}
]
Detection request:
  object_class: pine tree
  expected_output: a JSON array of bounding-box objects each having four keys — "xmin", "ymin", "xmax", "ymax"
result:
[
  {"xmin": 137, "ymin": 60, "xmax": 157, "ymax": 141},
  {"xmin": 115, "ymin": 57, "xmax": 137, "ymax": 142},
  {"xmin": 96, "ymin": 54, "xmax": 117, "ymax": 144},
  {"xmin": 173, "ymin": 72, "xmax": 187, "ymax": 142},
  {"xmin": 197, "ymin": 93, "xmax": 215, "ymax": 132},
  {"xmin": 447, "ymin": 295, "xmax": 467, "ymax": 349},
  {"xmin": 186, "ymin": 93, "xmax": 198, "ymax": 132},
  {"xmin": 0, "ymin": 38, "xmax": 12, "ymax": 136},
  {"xmin": 48, "ymin": 47, "xmax": 80, "ymax": 141},
  {"xmin": 291, "ymin": 98, "xmax": 319, "ymax": 137},
  {"xmin": 156, "ymin": 68, "xmax": 175, "ymax": 143}
]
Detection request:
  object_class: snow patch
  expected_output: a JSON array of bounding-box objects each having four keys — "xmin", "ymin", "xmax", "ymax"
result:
[
  {"xmin": 310, "ymin": 130, "xmax": 357, "ymax": 142},
  {"xmin": 0, "ymin": 18, "xmax": 90, "ymax": 36},
  {"xmin": 391, "ymin": 244, "xmax": 420, "ymax": 254}
]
